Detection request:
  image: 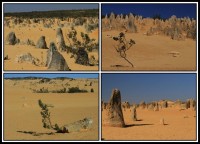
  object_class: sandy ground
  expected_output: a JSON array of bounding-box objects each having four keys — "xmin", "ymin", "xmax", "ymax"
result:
[
  {"xmin": 102, "ymin": 30, "xmax": 196, "ymax": 70},
  {"xmin": 4, "ymin": 78, "xmax": 99, "ymax": 140},
  {"xmin": 4, "ymin": 21, "xmax": 98, "ymax": 71},
  {"xmin": 102, "ymin": 108, "xmax": 196, "ymax": 140}
]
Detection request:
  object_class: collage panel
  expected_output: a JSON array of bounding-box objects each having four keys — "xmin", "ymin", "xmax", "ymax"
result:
[
  {"xmin": 101, "ymin": 3, "xmax": 197, "ymax": 71},
  {"xmin": 3, "ymin": 3, "xmax": 99, "ymax": 71},
  {"xmin": 1, "ymin": 1, "xmax": 198, "ymax": 143},
  {"xmin": 3, "ymin": 73, "xmax": 99, "ymax": 141},
  {"xmin": 101, "ymin": 73, "xmax": 197, "ymax": 141}
]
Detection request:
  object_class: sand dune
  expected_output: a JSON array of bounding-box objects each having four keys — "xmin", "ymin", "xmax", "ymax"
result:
[
  {"xmin": 102, "ymin": 30, "xmax": 196, "ymax": 70},
  {"xmin": 4, "ymin": 78, "xmax": 98, "ymax": 140}
]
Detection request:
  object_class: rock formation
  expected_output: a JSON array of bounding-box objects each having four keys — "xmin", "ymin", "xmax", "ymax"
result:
[
  {"xmin": 15, "ymin": 53, "xmax": 40, "ymax": 65},
  {"xmin": 103, "ymin": 89, "xmax": 125, "ymax": 127},
  {"xmin": 56, "ymin": 28, "xmax": 67, "ymax": 51},
  {"xmin": 132, "ymin": 106, "xmax": 137, "ymax": 121},
  {"xmin": 36, "ymin": 36, "xmax": 47, "ymax": 49},
  {"xmin": 62, "ymin": 117, "xmax": 93, "ymax": 132},
  {"xmin": 5, "ymin": 32, "xmax": 20, "ymax": 45},
  {"xmin": 46, "ymin": 42, "xmax": 70, "ymax": 71}
]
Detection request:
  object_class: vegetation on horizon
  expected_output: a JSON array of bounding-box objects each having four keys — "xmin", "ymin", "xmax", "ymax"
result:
[
  {"xmin": 4, "ymin": 77, "xmax": 89, "ymax": 81},
  {"xmin": 4, "ymin": 9, "xmax": 98, "ymax": 18}
]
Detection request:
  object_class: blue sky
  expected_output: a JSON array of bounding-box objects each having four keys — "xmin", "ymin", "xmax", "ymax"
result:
[
  {"xmin": 102, "ymin": 4, "xmax": 196, "ymax": 19},
  {"xmin": 4, "ymin": 3, "xmax": 98, "ymax": 13},
  {"xmin": 4, "ymin": 73, "xmax": 98, "ymax": 79},
  {"xmin": 102, "ymin": 74, "xmax": 196, "ymax": 104}
]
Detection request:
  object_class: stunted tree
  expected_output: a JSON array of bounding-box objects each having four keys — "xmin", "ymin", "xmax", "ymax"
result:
[
  {"xmin": 38, "ymin": 99, "xmax": 67, "ymax": 133},
  {"xmin": 112, "ymin": 32, "xmax": 136, "ymax": 67},
  {"xmin": 38, "ymin": 99, "xmax": 93, "ymax": 133}
]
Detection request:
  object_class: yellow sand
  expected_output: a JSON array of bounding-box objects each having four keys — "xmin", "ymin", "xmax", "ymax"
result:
[
  {"xmin": 4, "ymin": 18, "xmax": 99, "ymax": 71},
  {"xmin": 4, "ymin": 78, "xmax": 99, "ymax": 140},
  {"xmin": 102, "ymin": 30, "xmax": 196, "ymax": 70},
  {"xmin": 102, "ymin": 107, "xmax": 196, "ymax": 140}
]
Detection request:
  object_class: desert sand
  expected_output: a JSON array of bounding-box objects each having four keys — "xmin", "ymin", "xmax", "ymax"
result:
[
  {"xmin": 102, "ymin": 107, "xmax": 196, "ymax": 140},
  {"xmin": 4, "ymin": 78, "xmax": 98, "ymax": 140},
  {"xmin": 4, "ymin": 17, "xmax": 99, "ymax": 71},
  {"xmin": 102, "ymin": 15, "xmax": 196, "ymax": 71}
]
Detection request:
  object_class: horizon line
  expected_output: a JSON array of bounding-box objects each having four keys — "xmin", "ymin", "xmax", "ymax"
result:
[
  {"xmin": 4, "ymin": 8, "xmax": 98, "ymax": 14},
  {"xmin": 4, "ymin": 76, "xmax": 98, "ymax": 79}
]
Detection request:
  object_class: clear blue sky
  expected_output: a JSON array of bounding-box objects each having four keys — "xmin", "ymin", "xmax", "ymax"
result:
[
  {"xmin": 102, "ymin": 4, "xmax": 196, "ymax": 19},
  {"xmin": 4, "ymin": 73, "xmax": 98, "ymax": 79},
  {"xmin": 102, "ymin": 74, "xmax": 196, "ymax": 104},
  {"xmin": 4, "ymin": 3, "xmax": 98, "ymax": 13}
]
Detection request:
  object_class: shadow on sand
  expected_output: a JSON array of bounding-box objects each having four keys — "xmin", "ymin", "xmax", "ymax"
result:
[
  {"xmin": 125, "ymin": 123, "xmax": 154, "ymax": 128},
  {"xmin": 110, "ymin": 65, "xmax": 129, "ymax": 67},
  {"xmin": 163, "ymin": 124, "xmax": 169, "ymax": 126},
  {"xmin": 17, "ymin": 131, "xmax": 55, "ymax": 136}
]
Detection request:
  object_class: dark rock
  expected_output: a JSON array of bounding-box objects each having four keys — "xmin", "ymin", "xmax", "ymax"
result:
[
  {"xmin": 6, "ymin": 32, "xmax": 19, "ymax": 45},
  {"xmin": 46, "ymin": 42, "xmax": 70, "ymax": 71},
  {"xmin": 36, "ymin": 36, "xmax": 47, "ymax": 49},
  {"xmin": 75, "ymin": 48, "xmax": 89, "ymax": 65}
]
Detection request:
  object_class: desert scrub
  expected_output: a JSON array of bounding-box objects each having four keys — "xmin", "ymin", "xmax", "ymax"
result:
[
  {"xmin": 32, "ymin": 87, "xmax": 88, "ymax": 93},
  {"xmin": 66, "ymin": 27, "xmax": 99, "ymax": 66},
  {"xmin": 66, "ymin": 26, "xmax": 98, "ymax": 53},
  {"xmin": 51, "ymin": 88, "xmax": 67, "ymax": 93},
  {"xmin": 4, "ymin": 9, "xmax": 98, "ymax": 19},
  {"xmin": 113, "ymin": 32, "xmax": 136, "ymax": 67},
  {"xmin": 38, "ymin": 99, "xmax": 67, "ymax": 133},
  {"xmin": 38, "ymin": 99, "xmax": 93, "ymax": 133},
  {"xmin": 33, "ymin": 87, "xmax": 49, "ymax": 93},
  {"xmin": 91, "ymin": 88, "xmax": 94, "ymax": 93},
  {"xmin": 68, "ymin": 87, "xmax": 88, "ymax": 93},
  {"xmin": 38, "ymin": 78, "xmax": 51, "ymax": 84},
  {"xmin": 84, "ymin": 23, "xmax": 98, "ymax": 33}
]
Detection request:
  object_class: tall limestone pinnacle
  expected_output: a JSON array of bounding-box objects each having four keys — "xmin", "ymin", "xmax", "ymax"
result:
[{"xmin": 103, "ymin": 89, "xmax": 125, "ymax": 127}]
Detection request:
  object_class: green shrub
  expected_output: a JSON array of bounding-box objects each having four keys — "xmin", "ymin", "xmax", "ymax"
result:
[
  {"xmin": 68, "ymin": 87, "xmax": 88, "ymax": 93},
  {"xmin": 51, "ymin": 88, "xmax": 67, "ymax": 93},
  {"xmin": 4, "ymin": 9, "xmax": 98, "ymax": 19},
  {"xmin": 33, "ymin": 87, "xmax": 49, "ymax": 93}
]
